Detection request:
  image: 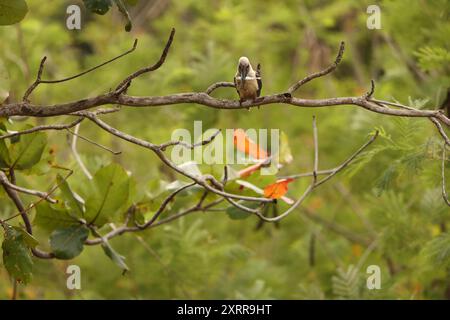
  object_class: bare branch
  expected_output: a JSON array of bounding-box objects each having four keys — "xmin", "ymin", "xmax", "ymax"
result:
[
  {"xmin": 67, "ymin": 126, "xmax": 121, "ymax": 155},
  {"xmin": 0, "ymin": 171, "xmax": 56, "ymax": 203},
  {"xmin": 0, "ymin": 117, "xmax": 84, "ymax": 140},
  {"xmin": 314, "ymin": 130, "xmax": 379, "ymax": 187},
  {"xmin": 254, "ymin": 128, "xmax": 379, "ymax": 222},
  {"xmin": 158, "ymin": 129, "xmax": 221, "ymax": 151},
  {"xmin": 288, "ymin": 41, "xmax": 345, "ymax": 94},
  {"xmin": 115, "ymin": 28, "xmax": 175, "ymax": 94},
  {"xmin": 23, "ymin": 39, "xmax": 138, "ymax": 101},
  {"xmin": 22, "ymin": 56, "xmax": 47, "ymax": 101},
  {"xmin": 205, "ymin": 82, "xmax": 235, "ymax": 95},
  {"xmin": 313, "ymin": 116, "xmax": 319, "ymax": 182},
  {"xmin": 363, "ymin": 80, "xmax": 375, "ymax": 99},
  {"xmin": 136, "ymin": 182, "xmax": 195, "ymax": 229},
  {"xmin": 281, "ymin": 131, "xmax": 379, "ymax": 181},
  {"xmin": 81, "ymin": 111, "xmax": 273, "ymax": 203},
  {"xmin": 85, "ymin": 197, "xmax": 225, "ymax": 245},
  {"xmin": 430, "ymin": 117, "xmax": 450, "ymax": 146},
  {"xmin": 3, "ymin": 92, "xmax": 448, "ymax": 127}
]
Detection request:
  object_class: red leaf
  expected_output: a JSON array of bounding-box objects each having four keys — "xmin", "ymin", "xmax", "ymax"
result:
[{"xmin": 263, "ymin": 178, "xmax": 294, "ymax": 199}]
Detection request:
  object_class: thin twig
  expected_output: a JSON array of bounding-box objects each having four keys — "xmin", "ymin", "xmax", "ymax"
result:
[
  {"xmin": 70, "ymin": 123, "xmax": 92, "ymax": 180},
  {"xmin": 0, "ymin": 171, "xmax": 57, "ymax": 203},
  {"xmin": 0, "ymin": 118, "xmax": 84, "ymax": 140},
  {"xmin": 82, "ymin": 112, "xmax": 272, "ymax": 203},
  {"xmin": 205, "ymin": 82, "xmax": 235, "ymax": 95},
  {"xmin": 115, "ymin": 28, "xmax": 175, "ymax": 94},
  {"xmin": 23, "ymin": 39, "xmax": 138, "ymax": 101},
  {"xmin": 288, "ymin": 41, "xmax": 345, "ymax": 94},
  {"xmin": 314, "ymin": 131, "xmax": 379, "ymax": 187},
  {"xmin": 136, "ymin": 182, "xmax": 195, "ymax": 229},
  {"xmin": 66, "ymin": 127, "xmax": 121, "ymax": 155},
  {"xmin": 158, "ymin": 129, "xmax": 221, "ymax": 151},
  {"xmin": 313, "ymin": 116, "xmax": 319, "ymax": 183}
]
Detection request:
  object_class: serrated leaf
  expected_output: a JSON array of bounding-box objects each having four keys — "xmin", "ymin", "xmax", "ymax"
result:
[
  {"xmin": 57, "ymin": 174, "xmax": 84, "ymax": 219},
  {"xmin": 34, "ymin": 202, "xmax": 79, "ymax": 232},
  {"xmin": 0, "ymin": 0, "xmax": 28, "ymax": 26},
  {"xmin": 2, "ymin": 226, "xmax": 33, "ymax": 284},
  {"xmin": 49, "ymin": 226, "xmax": 89, "ymax": 260},
  {"xmin": 8, "ymin": 129, "xmax": 47, "ymax": 170},
  {"xmin": 85, "ymin": 163, "xmax": 131, "ymax": 227},
  {"xmin": 101, "ymin": 240, "xmax": 129, "ymax": 273}
]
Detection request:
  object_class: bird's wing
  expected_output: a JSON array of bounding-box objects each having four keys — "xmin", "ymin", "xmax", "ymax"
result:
[
  {"xmin": 233, "ymin": 75, "xmax": 241, "ymax": 96},
  {"xmin": 256, "ymin": 63, "xmax": 262, "ymax": 97}
]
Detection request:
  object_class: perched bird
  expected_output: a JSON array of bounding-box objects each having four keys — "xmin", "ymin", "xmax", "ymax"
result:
[{"xmin": 234, "ymin": 57, "xmax": 262, "ymax": 107}]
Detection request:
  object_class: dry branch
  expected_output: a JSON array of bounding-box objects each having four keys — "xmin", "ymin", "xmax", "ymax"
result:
[{"xmin": 1, "ymin": 27, "xmax": 448, "ymax": 259}]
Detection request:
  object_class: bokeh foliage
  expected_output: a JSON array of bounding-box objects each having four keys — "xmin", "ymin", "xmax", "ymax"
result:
[{"xmin": 0, "ymin": 0, "xmax": 449, "ymax": 299}]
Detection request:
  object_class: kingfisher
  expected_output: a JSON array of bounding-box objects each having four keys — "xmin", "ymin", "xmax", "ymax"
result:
[{"xmin": 234, "ymin": 57, "xmax": 262, "ymax": 106}]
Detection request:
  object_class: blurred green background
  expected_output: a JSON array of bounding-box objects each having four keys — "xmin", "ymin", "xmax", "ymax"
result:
[{"xmin": 0, "ymin": 0, "xmax": 450, "ymax": 299}]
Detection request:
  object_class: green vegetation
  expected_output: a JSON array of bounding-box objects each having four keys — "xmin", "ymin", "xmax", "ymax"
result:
[{"xmin": 0, "ymin": 0, "xmax": 449, "ymax": 299}]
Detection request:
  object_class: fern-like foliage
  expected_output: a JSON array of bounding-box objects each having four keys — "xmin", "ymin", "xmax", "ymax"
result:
[
  {"xmin": 332, "ymin": 265, "xmax": 361, "ymax": 299},
  {"xmin": 414, "ymin": 46, "xmax": 450, "ymax": 72}
]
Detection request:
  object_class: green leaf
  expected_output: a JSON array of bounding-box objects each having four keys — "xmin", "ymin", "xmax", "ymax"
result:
[
  {"xmin": 12, "ymin": 226, "xmax": 39, "ymax": 249},
  {"xmin": 34, "ymin": 202, "xmax": 79, "ymax": 232},
  {"xmin": 57, "ymin": 174, "xmax": 84, "ymax": 219},
  {"xmin": 49, "ymin": 226, "xmax": 89, "ymax": 260},
  {"xmin": 0, "ymin": 0, "xmax": 28, "ymax": 26},
  {"xmin": 2, "ymin": 226, "xmax": 33, "ymax": 284},
  {"xmin": 83, "ymin": 0, "xmax": 112, "ymax": 15},
  {"xmin": 85, "ymin": 163, "xmax": 131, "ymax": 227},
  {"xmin": 8, "ymin": 129, "xmax": 47, "ymax": 170},
  {"xmin": 101, "ymin": 240, "xmax": 129, "ymax": 273}
]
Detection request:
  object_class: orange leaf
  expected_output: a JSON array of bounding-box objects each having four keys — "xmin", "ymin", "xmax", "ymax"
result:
[
  {"xmin": 233, "ymin": 128, "xmax": 268, "ymax": 160},
  {"xmin": 263, "ymin": 178, "xmax": 294, "ymax": 199}
]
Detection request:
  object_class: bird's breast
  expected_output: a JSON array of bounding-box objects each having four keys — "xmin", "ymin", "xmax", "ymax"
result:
[{"xmin": 236, "ymin": 78, "xmax": 259, "ymax": 100}]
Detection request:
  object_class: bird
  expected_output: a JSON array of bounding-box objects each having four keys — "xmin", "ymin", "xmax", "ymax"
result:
[{"xmin": 234, "ymin": 57, "xmax": 262, "ymax": 108}]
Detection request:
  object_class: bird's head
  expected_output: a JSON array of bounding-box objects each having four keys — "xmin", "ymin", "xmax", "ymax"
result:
[{"xmin": 238, "ymin": 56, "xmax": 251, "ymax": 80}]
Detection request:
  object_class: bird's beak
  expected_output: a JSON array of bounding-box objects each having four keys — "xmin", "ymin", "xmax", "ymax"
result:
[{"xmin": 240, "ymin": 67, "xmax": 247, "ymax": 81}]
